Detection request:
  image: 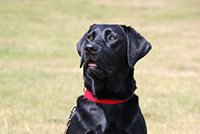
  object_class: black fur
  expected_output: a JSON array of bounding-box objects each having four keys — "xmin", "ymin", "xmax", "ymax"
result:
[{"xmin": 66, "ymin": 24, "xmax": 151, "ymax": 134}]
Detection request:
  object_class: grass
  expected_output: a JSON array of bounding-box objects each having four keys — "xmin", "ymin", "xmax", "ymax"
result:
[{"xmin": 0, "ymin": 0, "xmax": 200, "ymax": 133}]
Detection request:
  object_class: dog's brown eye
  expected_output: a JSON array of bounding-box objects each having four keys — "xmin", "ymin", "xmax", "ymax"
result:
[
  {"xmin": 88, "ymin": 35, "xmax": 93, "ymax": 41},
  {"xmin": 109, "ymin": 36, "xmax": 116, "ymax": 41}
]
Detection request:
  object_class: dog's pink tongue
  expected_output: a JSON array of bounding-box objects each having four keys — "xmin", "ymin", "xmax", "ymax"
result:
[{"xmin": 88, "ymin": 63, "xmax": 97, "ymax": 67}]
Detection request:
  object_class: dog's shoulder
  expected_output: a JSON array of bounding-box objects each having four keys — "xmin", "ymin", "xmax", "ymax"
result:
[{"xmin": 76, "ymin": 95, "xmax": 105, "ymax": 118}]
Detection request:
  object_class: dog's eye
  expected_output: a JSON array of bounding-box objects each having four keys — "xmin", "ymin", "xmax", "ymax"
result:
[
  {"xmin": 109, "ymin": 36, "xmax": 116, "ymax": 41},
  {"xmin": 88, "ymin": 35, "xmax": 93, "ymax": 41}
]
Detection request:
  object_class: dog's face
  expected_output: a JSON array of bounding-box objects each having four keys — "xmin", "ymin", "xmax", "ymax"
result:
[
  {"xmin": 79, "ymin": 25, "xmax": 127, "ymax": 79},
  {"xmin": 77, "ymin": 24, "xmax": 151, "ymax": 99}
]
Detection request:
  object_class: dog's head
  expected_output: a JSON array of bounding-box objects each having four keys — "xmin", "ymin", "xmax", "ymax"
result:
[{"xmin": 77, "ymin": 24, "xmax": 151, "ymax": 99}]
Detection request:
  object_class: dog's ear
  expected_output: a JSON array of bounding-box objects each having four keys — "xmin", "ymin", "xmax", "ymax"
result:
[
  {"xmin": 77, "ymin": 32, "xmax": 87, "ymax": 68},
  {"xmin": 77, "ymin": 24, "xmax": 96, "ymax": 68},
  {"xmin": 123, "ymin": 26, "xmax": 151, "ymax": 68}
]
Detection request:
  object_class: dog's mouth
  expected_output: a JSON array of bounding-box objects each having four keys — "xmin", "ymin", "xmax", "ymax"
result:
[
  {"xmin": 88, "ymin": 61, "xmax": 97, "ymax": 67},
  {"xmin": 87, "ymin": 60, "xmax": 98, "ymax": 70},
  {"xmin": 85, "ymin": 59, "xmax": 114, "ymax": 78}
]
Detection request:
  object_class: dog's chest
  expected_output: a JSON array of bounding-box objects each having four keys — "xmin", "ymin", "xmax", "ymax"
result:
[{"xmin": 74, "ymin": 96, "xmax": 130, "ymax": 132}]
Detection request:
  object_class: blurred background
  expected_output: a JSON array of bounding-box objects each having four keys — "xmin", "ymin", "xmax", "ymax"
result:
[{"xmin": 0, "ymin": 0, "xmax": 199, "ymax": 133}]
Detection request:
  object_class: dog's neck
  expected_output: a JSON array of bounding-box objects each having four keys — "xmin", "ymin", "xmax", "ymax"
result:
[{"xmin": 84, "ymin": 65, "xmax": 136, "ymax": 100}]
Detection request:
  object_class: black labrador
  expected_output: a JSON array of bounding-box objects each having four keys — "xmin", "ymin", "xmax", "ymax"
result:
[{"xmin": 65, "ymin": 24, "xmax": 151, "ymax": 134}]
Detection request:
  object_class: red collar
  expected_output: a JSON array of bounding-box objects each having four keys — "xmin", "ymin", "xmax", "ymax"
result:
[{"xmin": 84, "ymin": 89, "xmax": 133, "ymax": 104}]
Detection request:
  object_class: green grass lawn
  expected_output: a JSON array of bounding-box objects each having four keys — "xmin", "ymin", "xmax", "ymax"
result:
[{"xmin": 0, "ymin": 0, "xmax": 200, "ymax": 133}]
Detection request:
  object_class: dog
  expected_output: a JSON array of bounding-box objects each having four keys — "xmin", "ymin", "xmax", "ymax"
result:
[{"xmin": 65, "ymin": 24, "xmax": 151, "ymax": 134}]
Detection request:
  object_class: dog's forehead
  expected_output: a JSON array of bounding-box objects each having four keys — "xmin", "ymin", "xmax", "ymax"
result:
[{"xmin": 90, "ymin": 24, "xmax": 125, "ymax": 34}]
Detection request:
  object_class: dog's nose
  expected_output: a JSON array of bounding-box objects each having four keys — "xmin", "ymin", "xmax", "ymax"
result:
[{"xmin": 84, "ymin": 43, "xmax": 98, "ymax": 54}]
